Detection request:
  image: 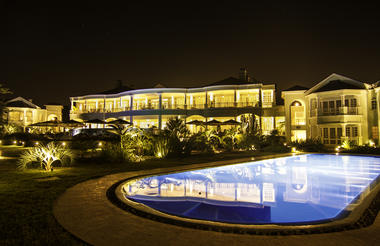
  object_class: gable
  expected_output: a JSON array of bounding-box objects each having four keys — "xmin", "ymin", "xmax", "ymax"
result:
[
  {"xmin": 313, "ymin": 80, "xmax": 365, "ymax": 93},
  {"xmin": 5, "ymin": 97, "xmax": 40, "ymax": 109},
  {"xmin": 306, "ymin": 73, "xmax": 367, "ymax": 95}
]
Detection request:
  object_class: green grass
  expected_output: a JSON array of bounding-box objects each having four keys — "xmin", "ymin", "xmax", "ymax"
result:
[{"xmin": 0, "ymin": 147, "xmax": 275, "ymax": 245}]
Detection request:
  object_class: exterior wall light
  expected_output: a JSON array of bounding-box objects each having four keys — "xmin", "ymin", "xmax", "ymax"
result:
[{"xmin": 369, "ymin": 140, "xmax": 375, "ymax": 147}]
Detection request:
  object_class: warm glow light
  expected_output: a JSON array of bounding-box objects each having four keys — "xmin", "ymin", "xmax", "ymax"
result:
[
  {"xmin": 62, "ymin": 142, "xmax": 66, "ymax": 146},
  {"xmin": 13, "ymin": 140, "xmax": 17, "ymax": 144},
  {"xmin": 369, "ymin": 140, "xmax": 375, "ymax": 147},
  {"xmin": 98, "ymin": 142, "xmax": 102, "ymax": 147},
  {"xmin": 291, "ymin": 147, "xmax": 297, "ymax": 153},
  {"xmin": 35, "ymin": 142, "xmax": 39, "ymax": 145},
  {"xmin": 209, "ymin": 93, "xmax": 213, "ymax": 101}
]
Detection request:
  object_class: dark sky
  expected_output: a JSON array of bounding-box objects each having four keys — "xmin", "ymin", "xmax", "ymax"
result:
[{"xmin": 2, "ymin": 1, "xmax": 380, "ymax": 106}]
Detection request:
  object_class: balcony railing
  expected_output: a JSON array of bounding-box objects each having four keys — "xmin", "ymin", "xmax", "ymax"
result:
[
  {"xmin": 71, "ymin": 100, "xmax": 271, "ymax": 114},
  {"xmin": 162, "ymin": 104, "xmax": 186, "ymax": 110},
  {"xmin": 315, "ymin": 107, "xmax": 360, "ymax": 116},
  {"xmin": 208, "ymin": 102, "xmax": 235, "ymax": 108}
]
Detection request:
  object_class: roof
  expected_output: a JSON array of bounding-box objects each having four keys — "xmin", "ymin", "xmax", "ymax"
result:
[
  {"xmin": 99, "ymin": 85, "xmax": 134, "ymax": 94},
  {"xmin": 6, "ymin": 101, "xmax": 37, "ymax": 109},
  {"xmin": 283, "ymin": 85, "xmax": 309, "ymax": 91},
  {"xmin": 306, "ymin": 73, "xmax": 367, "ymax": 95},
  {"xmin": 205, "ymin": 76, "xmax": 260, "ymax": 87},
  {"xmin": 5, "ymin": 96, "xmax": 40, "ymax": 109},
  {"xmin": 313, "ymin": 80, "xmax": 365, "ymax": 93}
]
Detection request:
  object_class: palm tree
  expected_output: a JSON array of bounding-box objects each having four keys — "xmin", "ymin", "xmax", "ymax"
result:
[{"xmin": 18, "ymin": 142, "xmax": 73, "ymax": 171}]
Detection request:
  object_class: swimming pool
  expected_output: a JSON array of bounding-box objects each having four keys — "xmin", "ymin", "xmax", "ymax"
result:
[{"xmin": 121, "ymin": 154, "xmax": 380, "ymax": 224}]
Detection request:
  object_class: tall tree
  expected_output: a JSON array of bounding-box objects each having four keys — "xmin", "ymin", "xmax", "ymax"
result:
[{"xmin": 0, "ymin": 84, "xmax": 12, "ymax": 125}]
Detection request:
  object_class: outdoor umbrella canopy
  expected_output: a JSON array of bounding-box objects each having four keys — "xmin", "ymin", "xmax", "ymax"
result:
[
  {"xmin": 185, "ymin": 120, "xmax": 204, "ymax": 125},
  {"xmin": 106, "ymin": 119, "xmax": 132, "ymax": 125},
  {"xmin": 85, "ymin": 119, "xmax": 106, "ymax": 124},
  {"xmin": 60, "ymin": 120, "xmax": 85, "ymax": 127},
  {"xmin": 222, "ymin": 119, "xmax": 241, "ymax": 125},
  {"xmin": 205, "ymin": 119, "xmax": 222, "ymax": 125},
  {"xmin": 28, "ymin": 120, "xmax": 61, "ymax": 127}
]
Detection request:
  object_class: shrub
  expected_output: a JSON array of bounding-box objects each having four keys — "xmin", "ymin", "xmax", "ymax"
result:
[
  {"xmin": 153, "ymin": 135, "xmax": 169, "ymax": 158},
  {"xmin": 0, "ymin": 123, "xmax": 23, "ymax": 136},
  {"xmin": 121, "ymin": 127, "xmax": 153, "ymax": 162},
  {"xmin": 99, "ymin": 142, "xmax": 132, "ymax": 163},
  {"xmin": 18, "ymin": 142, "xmax": 74, "ymax": 171},
  {"xmin": 341, "ymin": 145, "xmax": 380, "ymax": 155},
  {"xmin": 341, "ymin": 140, "xmax": 356, "ymax": 150},
  {"xmin": 261, "ymin": 144, "xmax": 290, "ymax": 153},
  {"xmin": 291, "ymin": 138, "xmax": 326, "ymax": 152}
]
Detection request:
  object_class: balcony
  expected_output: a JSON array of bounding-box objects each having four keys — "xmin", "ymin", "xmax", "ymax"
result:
[
  {"xmin": 71, "ymin": 100, "xmax": 270, "ymax": 115},
  {"xmin": 314, "ymin": 107, "xmax": 361, "ymax": 116}
]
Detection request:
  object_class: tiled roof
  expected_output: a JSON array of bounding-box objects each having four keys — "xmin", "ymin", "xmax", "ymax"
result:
[
  {"xmin": 99, "ymin": 85, "xmax": 134, "ymax": 94},
  {"xmin": 313, "ymin": 80, "xmax": 365, "ymax": 93},
  {"xmin": 283, "ymin": 85, "xmax": 309, "ymax": 91},
  {"xmin": 6, "ymin": 101, "xmax": 37, "ymax": 108},
  {"xmin": 205, "ymin": 76, "xmax": 260, "ymax": 87}
]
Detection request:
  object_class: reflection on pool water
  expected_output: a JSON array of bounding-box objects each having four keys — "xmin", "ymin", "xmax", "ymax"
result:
[{"xmin": 122, "ymin": 154, "xmax": 380, "ymax": 224}]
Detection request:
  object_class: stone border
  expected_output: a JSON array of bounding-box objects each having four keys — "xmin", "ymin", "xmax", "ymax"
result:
[
  {"xmin": 53, "ymin": 153, "xmax": 380, "ymax": 246},
  {"xmin": 110, "ymin": 154, "xmax": 380, "ymax": 235}
]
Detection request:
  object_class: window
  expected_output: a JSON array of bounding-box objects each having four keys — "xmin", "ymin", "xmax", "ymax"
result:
[
  {"xmin": 346, "ymin": 127, "xmax": 351, "ymax": 137},
  {"xmin": 323, "ymin": 128, "xmax": 328, "ymax": 138},
  {"xmin": 323, "ymin": 102, "xmax": 328, "ymax": 112},
  {"xmin": 330, "ymin": 128, "xmax": 336, "ymax": 144},
  {"xmin": 310, "ymin": 99, "xmax": 317, "ymax": 116},
  {"xmin": 352, "ymin": 127, "xmax": 358, "ymax": 137},
  {"xmin": 371, "ymin": 99, "xmax": 377, "ymax": 110},
  {"xmin": 350, "ymin": 98, "xmax": 357, "ymax": 107},
  {"xmin": 322, "ymin": 127, "xmax": 342, "ymax": 145},
  {"xmin": 372, "ymin": 126, "xmax": 378, "ymax": 140},
  {"xmin": 262, "ymin": 91, "xmax": 273, "ymax": 107},
  {"xmin": 337, "ymin": 128, "xmax": 342, "ymax": 144}
]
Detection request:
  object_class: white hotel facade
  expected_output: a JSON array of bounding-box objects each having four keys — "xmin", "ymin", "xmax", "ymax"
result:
[{"xmin": 70, "ymin": 70, "xmax": 380, "ymax": 146}]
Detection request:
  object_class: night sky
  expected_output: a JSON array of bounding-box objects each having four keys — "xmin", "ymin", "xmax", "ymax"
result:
[{"xmin": 3, "ymin": 1, "xmax": 380, "ymax": 106}]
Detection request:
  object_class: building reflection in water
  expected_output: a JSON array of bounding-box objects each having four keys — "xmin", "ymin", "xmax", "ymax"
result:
[{"xmin": 123, "ymin": 154, "xmax": 380, "ymax": 224}]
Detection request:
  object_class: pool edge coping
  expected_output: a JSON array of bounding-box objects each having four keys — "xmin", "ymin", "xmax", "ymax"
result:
[{"xmin": 110, "ymin": 153, "xmax": 380, "ymax": 235}]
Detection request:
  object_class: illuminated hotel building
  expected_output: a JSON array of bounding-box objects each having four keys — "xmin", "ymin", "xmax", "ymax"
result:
[
  {"xmin": 69, "ymin": 71, "xmax": 380, "ymax": 146},
  {"xmin": 70, "ymin": 69, "xmax": 285, "ymax": 135},
  {"xmin": 282, "ymin": 73, "xmax": 379, "ymax": 145}
]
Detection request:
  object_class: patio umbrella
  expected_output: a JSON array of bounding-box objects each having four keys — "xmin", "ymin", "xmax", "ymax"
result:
[
  {"xmin": 85, "ymin": 119, "xmax": 106, "ymax": 124},
  {"xmin": 106, "ymin": 119, "xmax": 132, "ymax": 125},
  {"xmin": 222, "ymin": 119, "xmax": 241, "ymax": 125},
  {"xmin": 205, "ymin": 119, "xmax": 222, "ymax": 126},
  {"xmin": 60, "ymin": 120, "xmax": 85, "ymax": 127},
  {"xmin": 185, "ymin": 120, "xmax": 204, "ymax": 125},
  {"xmin": 28, "ymin": 120, "xmax": 61, "ymax": 127}
]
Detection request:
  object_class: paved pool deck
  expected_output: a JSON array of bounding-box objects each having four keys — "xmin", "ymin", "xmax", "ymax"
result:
[{"xmin": 53, "ymin": 154, "xmax": 380, "ymax": 246}]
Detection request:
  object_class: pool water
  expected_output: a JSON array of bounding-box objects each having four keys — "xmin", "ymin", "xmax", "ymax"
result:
[{"xmin": 122, "ymin": 154, "xmax": 380, "ymax": 224}]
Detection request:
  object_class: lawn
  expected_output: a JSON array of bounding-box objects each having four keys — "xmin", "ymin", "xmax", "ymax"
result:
[{"xmin": 0, "ymin": 146, "xmax": 274, "ymax": 245}]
